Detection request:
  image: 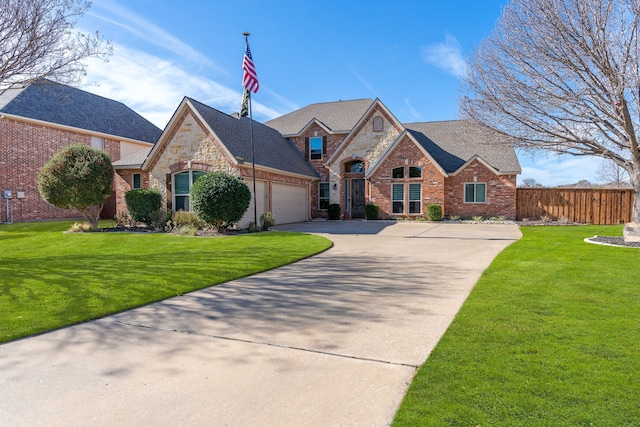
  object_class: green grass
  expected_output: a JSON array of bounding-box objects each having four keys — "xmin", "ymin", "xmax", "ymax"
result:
[
  {"xmin": 0, "ymin": 221, "xmax": 331, "ymax": 343},
  {"xmin": 394, "ymin": 225, "xmax": 640, "ymax": 426}
]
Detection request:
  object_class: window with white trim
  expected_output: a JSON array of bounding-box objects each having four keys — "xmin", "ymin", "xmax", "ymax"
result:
[
  {"xmin": 174, "ymin": 170, "xmax": 206, "ymax": 211},
  {"xmin": 409, "ymin": 183, "xmax": 421, "ymax": 214},
  {"xmin": 464, "ymin": 182, "xmax": 487, "ymax": 203},
  {"xmin": 132, "ymin": 173, "xmax": 141, "ymax": 189},
  {"xmin": 392, "ymin": 167, "xmax": 404, "ymax": 179},
  {"xmin": 392, "ymin": 183, "xmax": 404, "ymax": 214},
  {"xmin": 310, "ymin": 137, "xmax": 323, "ymax": 160},
  {"xmin": 91, "ymin": 136, "xmax": 104, "ymax": 151},
  {"xmin": 319, "ymin": 182, "xmax": 330, "ymax": 210},
  {"xmin": 409, "ymin": 166, "xmax": 422, "ymax": 178}
]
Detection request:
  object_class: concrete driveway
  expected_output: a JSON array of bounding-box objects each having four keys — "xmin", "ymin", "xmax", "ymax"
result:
[{"xmin": 0, "ymin": 221, "xmax": 520, "ymax": 426}]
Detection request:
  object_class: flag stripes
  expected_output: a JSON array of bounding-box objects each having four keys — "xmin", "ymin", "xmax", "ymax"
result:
[{"xmin": 242, "ymin": 44, "xmax": 259, "ymax": 93}]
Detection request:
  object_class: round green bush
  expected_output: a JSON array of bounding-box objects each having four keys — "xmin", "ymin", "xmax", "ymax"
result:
[
  {"xmin": 190, "ymin": 172, "xmax": 251, "ymax": 228},
  {"xmin": 125, "ymin": 189, "xmax": 162, "ymax": 224},
  {"xmin": 365, "ymin": 203, "xmax": 379, "ymax": 220},
  {"xmin": 427, "ymin": 204, "xmax": 443, "ymax": 221},
  {"xmin": 38, "ymin": 144, "xmax": 114, "ymax": 228}
]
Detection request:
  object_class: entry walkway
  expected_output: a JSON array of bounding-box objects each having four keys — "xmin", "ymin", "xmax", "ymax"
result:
[{"xmin": 0, "ymin": 222, "xmax": 520, "ymax": 426}]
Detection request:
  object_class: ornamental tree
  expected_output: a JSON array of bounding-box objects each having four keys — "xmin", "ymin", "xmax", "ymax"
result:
[
  {"xmin": 461, "ymin": 0, "xmax": 640, "ymax": 226},
  {"xmin": 190, "ymin": 172, "xmax": 251, "ymax": 229},
  {"xmin": 38, "ymin": 144, "xmax": 114, "ymax": 228}
]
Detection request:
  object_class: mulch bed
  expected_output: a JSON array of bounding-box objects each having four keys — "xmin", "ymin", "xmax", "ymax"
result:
[{"xmin": 585, "ymin": 236, "xmax": 640, "ymax": 248}]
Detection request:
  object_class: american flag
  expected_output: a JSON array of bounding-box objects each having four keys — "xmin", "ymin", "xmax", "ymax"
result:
[{"xmin": 242, "ymin": 44, "xmax": 259, "ymax": 93}]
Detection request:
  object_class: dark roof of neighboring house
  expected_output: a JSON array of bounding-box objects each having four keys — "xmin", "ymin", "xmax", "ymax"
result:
[
  {"xmin": 403, "ymin": 120, "xmax": 522, "ymax": 174},
  {"xmin": 265, "ymin": 98, "xmax": 373, "ymax": 135},
  {"xmin": 0, "ymin": 79, "xmax": 161, "ymax": 143},
  {"xmin": 188, "ymin": 98, "xmax": 318, "ymax": 178}
]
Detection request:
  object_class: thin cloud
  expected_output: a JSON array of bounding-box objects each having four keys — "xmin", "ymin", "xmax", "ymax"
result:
[
  {"xmin": 82, "ymin": 43, "xmax": 281, "ymax": 128},
  {"xmin": 421, "ymin": 34, "xmax": 467, "ymax": 78},
  {"xmin": 404, "ymin": 98, "xmax": 422, "ymax": 121},
  {"xmin": 347, "ymin": 66, "xmax": 377, "ymax": 96},
  {"xmin": 87, "ymin": 0, "xmax": 224, "ymax": 73}
]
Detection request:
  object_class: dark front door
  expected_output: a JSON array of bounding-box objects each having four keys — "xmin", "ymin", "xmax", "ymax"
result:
[{"xmin": 351, "ymin": 179, "xmax": 365, "ymax": 218}]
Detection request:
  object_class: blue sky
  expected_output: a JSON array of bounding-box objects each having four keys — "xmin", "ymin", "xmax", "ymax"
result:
[{"xmin": 77, "ymin": 0, "xmax": 604, "ymax": 186}]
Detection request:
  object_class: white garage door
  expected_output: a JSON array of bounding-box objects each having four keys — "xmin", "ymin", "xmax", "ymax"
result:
[
  {"xmin": 238, "ymin": 180, "xmax": 267, "ymax": 229},
  {"xmin": 272, "ymin": 183, "xmax": 308, "ymax": 225}
]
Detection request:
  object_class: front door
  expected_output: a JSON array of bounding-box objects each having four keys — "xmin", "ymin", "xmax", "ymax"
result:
[{"xmin": 351, "ymin": 179, "xmax": 365, "ymax": 218}]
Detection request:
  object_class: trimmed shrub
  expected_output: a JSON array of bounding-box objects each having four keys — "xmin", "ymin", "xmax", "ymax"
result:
[
  {"xmin": 365, "ymin": 203, "xmax": 379, "ymax": 220},
  {"xmin": 260, "ymin": 212, "xmax": 276, "ymax": 230},
  {"xmin": 38, "ymin": 144, "xmax": 114, "ymax": 229},
  {"xmin": 190, "ymin": 172, "xmax": 251, "ymax": 228},
  {"xmin": 328, "ymin": 203, "xmax": 341, "ymax": 220},
  {"xmin": 427, "ymin": 204, "xmax": 443, "ymax": 221},
  {"xmin": 125, "ymin": 189, "xmax": 162, "ymax": 224},
  {"xmin": 171, "ymin": 210, "xmax": 205, "ymax": 228}
]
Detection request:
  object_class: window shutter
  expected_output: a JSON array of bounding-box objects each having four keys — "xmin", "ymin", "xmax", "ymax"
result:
[
  {"xmin": 322, "ymin": 136, "xmax": 327, "ymax": 158},
  {"xmin": 166, "ymin": 173, "xmax": 173, "ymax": 210},
  {"xmin": 305, "ymin": 137, "xmax": 310, "ymax": 160}
]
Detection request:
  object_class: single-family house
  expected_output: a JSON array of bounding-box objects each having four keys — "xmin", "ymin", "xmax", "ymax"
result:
[
  {"xmin": 0, "ymin": 79, "xmax": 161, "ymax": 222},
  {"xmin": 114, "ymin": 97, "xmax": 520, "ymax": 226}
]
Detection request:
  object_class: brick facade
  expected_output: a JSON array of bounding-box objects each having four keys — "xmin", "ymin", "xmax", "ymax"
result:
[
  {"xmin": 368, "ymin": 135, "xmax": 445, "ymax": 219},
  {"xmin": 444, "ymin": 159, "xmax": 518, "ymax": 219},
  {"xmin": 0, "ymin": 117, "xmax": 131, "ymax": 222}
]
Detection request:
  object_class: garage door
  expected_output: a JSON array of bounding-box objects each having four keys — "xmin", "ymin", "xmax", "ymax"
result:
[
  {"xmin": 238, "ymin": 180, "xmax": 267, "ymax": 229},
  {"xmin": 272, "ymin": 183, "xmax": 308, "ymax": 225}
]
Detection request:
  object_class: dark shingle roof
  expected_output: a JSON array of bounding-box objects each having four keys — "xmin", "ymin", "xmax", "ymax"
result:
[
  {"xmin": 403, "ymin": 120, "xmax": 521, "ymax": 174},
  {"xmin": 265, "ymin": 98, "xmax": 373, "ymax": 135},
  {"xmin": 0, "ymin": 79, "xmax": 161, "ymax": 143},
  {"xmin": 188, "ymin": 98, "xmax": 318, "ymax": 178}
]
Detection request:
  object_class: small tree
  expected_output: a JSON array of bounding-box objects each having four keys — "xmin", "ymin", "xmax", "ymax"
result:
[
  {"xmin": 125, "ymin": 189, "xmax": 162, "ymax": 225},
  {"xmin": 190, "ymin": 172, "xmax": 251, "ymax": 229},
  {"xmin": 38, "ymin": 144, "xmax": 114, "ymax": 228}
]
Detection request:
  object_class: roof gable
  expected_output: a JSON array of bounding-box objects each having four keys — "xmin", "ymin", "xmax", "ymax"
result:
[
  {"xmin": 403, "ymin": 120, "xmax": 521, "ymax": 174},
  {"xmin": 143, "ymin": 97, "xmax": 317, "ymax": 178},
  {"xmin": 0, "ymin": 79, "xmax": 161, "ymax": 143},
  {"xmin": 264, "ymin": 98, "xmax": 373, "ymax": 136},
  {"xmin": 326, "ymin": 98, "xmax": 405, "ymax": 166}
]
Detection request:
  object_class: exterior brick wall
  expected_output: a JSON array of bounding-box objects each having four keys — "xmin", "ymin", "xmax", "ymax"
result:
[
  {"xmin": 114, "ymin": 169, "xmax": 149, "ymax": 216},
  {"xmin": 368, "ymin": 135, "xmax": 445, "ymax": 219},
  {"xmin": 0, "ymin": 117, "xmax": 125, "ymax": 222},
  {"xmin": 444, "ymin": 159, "xmax": 517, "ymax": 219}
]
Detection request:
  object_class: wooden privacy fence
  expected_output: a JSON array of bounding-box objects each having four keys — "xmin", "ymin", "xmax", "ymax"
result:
[{"xmin": 516, "ymin": 188, "xmax": 634, "ymax": 224}]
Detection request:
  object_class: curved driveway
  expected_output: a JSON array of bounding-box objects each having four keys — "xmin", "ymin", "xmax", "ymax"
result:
[{"xmin": 0, "ymin": 221, "xmax": 520, "ymax": 426}]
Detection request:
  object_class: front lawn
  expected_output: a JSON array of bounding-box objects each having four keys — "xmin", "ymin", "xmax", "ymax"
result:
[
  {"xmin": 0, "ymin": 221, "xmax": 331, "ymax": 343},
  {"xmin": 394, "ymin": 225, "xmax": 640, "ymax": 426}
]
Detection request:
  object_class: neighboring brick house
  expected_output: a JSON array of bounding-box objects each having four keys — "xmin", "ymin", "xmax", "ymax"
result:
[
  {"xmin": 265, "ymin": 98, "xmax": 521, "ymax": 220},
  {"xmin": 0, "ymin": 79, "xmax": 161, "ymax": 222},
  {"xmin": 115, "ymin": 96, "xmax": 520, "ymax": 226}
]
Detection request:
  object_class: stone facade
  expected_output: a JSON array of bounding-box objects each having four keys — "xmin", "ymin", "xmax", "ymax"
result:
[{"xmin": 0, "ymin": 117, "xmax": 133, "ymax": 222}]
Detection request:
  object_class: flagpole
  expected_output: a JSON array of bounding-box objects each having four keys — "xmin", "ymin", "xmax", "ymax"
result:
[{"xmin": 244, "ymin": 32, "xmax": 258, "ymax": 229}]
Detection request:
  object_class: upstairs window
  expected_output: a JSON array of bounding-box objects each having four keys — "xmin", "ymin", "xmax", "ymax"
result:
[
  {"xmin": 392, "ymin": 167, "xmax": 404, "ymax": 179},
  {"xmin": 409, "ymin": 166, "xmax": 422, "ymax": 178},
  {"xmin": 91, "ymin": 136, "xmax": 104, "ymax": 151},
  {"xmin": 310, "ymin": 137, "xmax": 323, "ymax": 160}
]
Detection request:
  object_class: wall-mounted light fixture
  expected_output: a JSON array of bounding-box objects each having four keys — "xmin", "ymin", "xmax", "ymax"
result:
[{"xmin": 333, "ymin": 183, "xmax": 337, "ymax": 189}]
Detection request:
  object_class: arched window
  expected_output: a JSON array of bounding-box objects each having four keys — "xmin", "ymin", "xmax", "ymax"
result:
[
  {"xmin": 392, "ymin": 167, "xmax": 404, "ymax": 179},
  {"xmin": 409, "ymin": 166, "xmax": 422, "ymax": 178},
  {"xmin": 373, "ymin": 116, "xmax": 383, "ymax": 132},
  {"xmin": 174, "ymin": 170, "xmax": 206, "ymax": 211}
]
